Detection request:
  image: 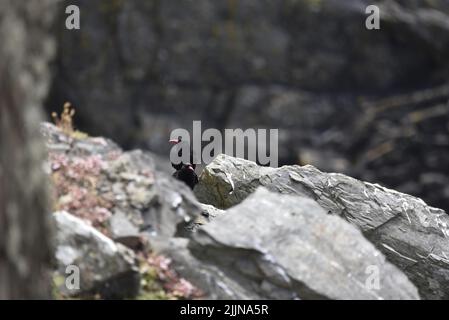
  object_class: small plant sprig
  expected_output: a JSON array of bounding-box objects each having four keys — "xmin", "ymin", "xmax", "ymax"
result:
[{"xmin": 52, "ymin": 102, "xmax": 88, "ymax": 139}]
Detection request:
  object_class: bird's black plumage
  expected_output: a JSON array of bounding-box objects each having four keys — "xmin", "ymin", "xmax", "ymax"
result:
[{"xmin": 172, "ymin": 164, "xmax": 199, "ymax": 190}]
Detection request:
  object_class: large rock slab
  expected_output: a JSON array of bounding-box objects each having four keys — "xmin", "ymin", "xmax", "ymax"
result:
[
  {"xmin": 53, "ymin": 211, "xmax": 140, "ymax": 299},
  {"xmin": 102, "ymin": 150, "xmax": 202, "ymax": 237},
  {"xmin": 189, "ymin": 188, "xmax": 419, "ymax": 300},
  {"xmin": 195, "ymin": 154, "xmax": 449, "ymax": 299}
]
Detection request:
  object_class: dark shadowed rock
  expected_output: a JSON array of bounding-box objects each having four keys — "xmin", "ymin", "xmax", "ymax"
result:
[
  {"xmin": 189, "ymin": 188, "xmax": 419, "ymax": 300},
  {"xmin": 195, "ymin": 154, "xmax": 449, "ymax": 299},
  {"xmin": 47, "ymin": 0, "xmax": 449, "ymax": 214},
  {"xmin": 53, "ymin": 211, "xmax": 140, "ymax": 299}
]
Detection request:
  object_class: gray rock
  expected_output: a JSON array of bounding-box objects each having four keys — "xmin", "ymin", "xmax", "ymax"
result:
[
  {"xmin": 40, "ymin": 122, "xmax": 121, "ymax": 158},
  {"xmin": 102, "ymin": 150, "xmax": 203, "ymax": 237},
  {"xmin": 108, "ymin": 210, "xmax": 141, "ymax": 249},
  {"xmin": 195, "ymin": 154, "xmax": 276, "ymax": 209},
  {"xmin": 47, "ymin": 0, "xmax": 449, "ymax": 215},
  {"xmin": 0, "ymin": 0, "xmax": 57, "ymax": 299},
  {"xmin": 150, "ymin": 237, "xmax": 256, "ymax": 299},
  {"xmin": 41, "ymin": 121, "xmax": 204, "ymax": 239},
  {"xmin": 195, "ymin": 154, "xmax": 449, "ymax": 299},
  {"xmin": 53, "ymin": 211, "xmax": 140, "ymax": 299},
  {"xmin": 200, "ymin": 203, "xmax": 225, "ymax": 220},
  {"xmin": 184, "ymin": 203, "xmax": 226, "ymax": 233},
  {"xmin": 189, "ymin": 188, "xmax": 419, "ymax": 300}
]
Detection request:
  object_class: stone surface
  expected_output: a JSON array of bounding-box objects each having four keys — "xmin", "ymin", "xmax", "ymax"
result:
[
  {"xmin": 195, "ymin": 154, "xmax": 449, "ymax": 299},
  {"xmin": 200, "ymin": 203, "xmax": 225, "ymax": 220},
  {"xmin": 189, "ymin": 188, "xmax": 419, "ymax": 300},
  {"xmin": 41, "ymin": 122, "xmax": 203, "ymax": 238},
  {"xmin": 53, "ymin": 211, "xmax": 140, "ymax": 299},
  {"xmin": 46, "ymin": 0, "xmax": 449, "ymax": 214},
  {"xmin": 104, "ymin": 150, "xmax": 202, "ymax": 237},
  {"xmin": 0, "ymin": 0, "xmax": 57, "ymax": 299},
  {"xmin": 109, "ymin": 210, "xmax": 141, "ymax": 249},
  {"xmin": 41, "ymin": 122, "xmax": 447, "ymax": 300},
  {"xmin": 40, "ymin": 121, "xmax": 122, "ymax": 158},
  {"xmin": 42, "ymin": 123, "xmax": 206, "ymax": 299}
]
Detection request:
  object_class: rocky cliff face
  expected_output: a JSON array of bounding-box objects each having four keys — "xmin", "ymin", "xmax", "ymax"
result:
[
  {"xmin": 42, "ymin": 122, "xmax": 449, "ymax": 299},
  {"xmin": 195, "ymin": 154, "xmax": 449, "ymax": 299},
  {"xmin": 46, "ymin": 0, "xmax": 449, "ymax": 214},
  {"xmin": 42, "ymin": 121, "xmax": 210, "ymax": 299}
]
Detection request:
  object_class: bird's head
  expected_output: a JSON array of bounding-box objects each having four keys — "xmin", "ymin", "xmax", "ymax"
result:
[{"xmin": 169, "ymin": 136, "xmax": 182, "ymax": 145}]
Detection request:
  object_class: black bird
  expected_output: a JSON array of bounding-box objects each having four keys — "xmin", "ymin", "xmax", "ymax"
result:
[
  {"xmin": 172, "ymin": 163, "xmax": 199, "ymax": 190},
  {"xmin": 169, "ymin": 137, "xmax": 199, "ymax": 190}
]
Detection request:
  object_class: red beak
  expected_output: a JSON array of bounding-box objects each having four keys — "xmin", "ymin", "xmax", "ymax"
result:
[{"xmin": 169, "ymin": 139, "xmax": 179, "ymax": 144}]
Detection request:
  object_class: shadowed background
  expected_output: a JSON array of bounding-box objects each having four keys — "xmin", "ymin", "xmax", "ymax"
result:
[{"xmin": 45, "ymin": 0, "xmax": 449, "ymax": 212}]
